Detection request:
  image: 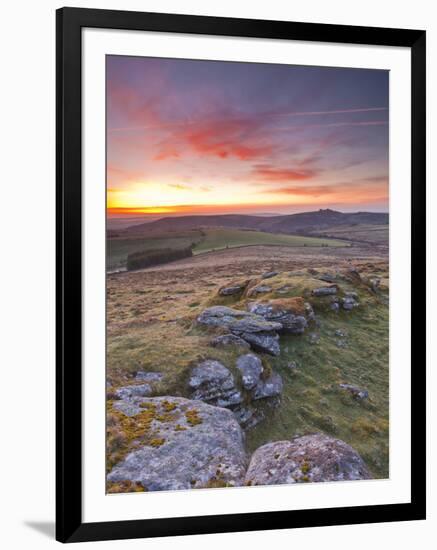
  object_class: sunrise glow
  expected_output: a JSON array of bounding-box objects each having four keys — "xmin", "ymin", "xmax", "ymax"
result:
[{"xmin": 107, "ymin": 57, "xmax": 388, "ymax": 217}]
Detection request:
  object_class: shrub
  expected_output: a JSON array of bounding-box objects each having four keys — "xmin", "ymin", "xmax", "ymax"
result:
[{"xmin": 127, "ymin": 246, "xmax": 193, "ymax": 271}]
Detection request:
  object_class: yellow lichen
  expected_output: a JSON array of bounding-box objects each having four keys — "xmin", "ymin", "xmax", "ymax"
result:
[
  {"xmin": 185, "ymin": 409, "xmax": 202, "ymax": 426},
  {"xmin": 162, "ymin": 400, "xmax": 177, "ymax": 412},
  {"xmin": 155, "ymin": 412, "xmax": 177, "ymax": 423},
  {"xmin": 202, "ymin": 478, "xmax": 232, "ymax": 489},
  {"xmin": 106, "ymin": 480, "xmax": 145, "ymax": 494},
  {"xmin": 106, "ymin": 402, "xmax": 158, "ymax": 470}
]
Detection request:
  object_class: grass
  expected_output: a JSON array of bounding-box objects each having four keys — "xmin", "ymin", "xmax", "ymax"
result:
[
  {"xmin": 192, "ymin": 229, "xmax": 349, "ymax": 255},
  {"xmin": 107, "ymin": 258, "xmax": 389, "ymax": 479},
  {"xmin": 312, "ymin": 224, "xmax": 388, "ymax": 245},
  {"xmin": 107, "ymin": 228, "xmax": 349, "ymax": 270},
  {"xmin": 107, "ymin": 230, "xmax": 202, "ymax": 270},
  {"xmin": 244, "ymin": 302, "xmax": 389, "ymax": 478},
  {"xmin": 238, "ymin": 265, "xmax": 390, "ymax": 477}
]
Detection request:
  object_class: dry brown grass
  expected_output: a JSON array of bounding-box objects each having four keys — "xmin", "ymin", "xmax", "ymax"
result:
[{"xmin": 106, "ymin": 247, "xmax": 390, "ymax": 478}]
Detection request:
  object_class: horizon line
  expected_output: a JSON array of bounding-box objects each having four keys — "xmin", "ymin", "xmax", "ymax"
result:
[{"xmin": 107, "ymin": 207, "xmax": 389, "ymax": 217}]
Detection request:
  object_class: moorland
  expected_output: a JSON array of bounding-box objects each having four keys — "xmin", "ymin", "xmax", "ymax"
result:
[{"xmin": 106, "ymin": 209, "xmax": 389, "ymax": 493}]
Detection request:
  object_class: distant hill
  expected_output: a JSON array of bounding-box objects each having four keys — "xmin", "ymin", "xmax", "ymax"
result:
[{"xmin": 122, "ymin": 209, "xmax": 388, "ymax": 237}]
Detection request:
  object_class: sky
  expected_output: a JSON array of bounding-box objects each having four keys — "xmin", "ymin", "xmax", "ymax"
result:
[{"xmin": 107, "ymin": 56, "xmax": 389, "ymax": 217}]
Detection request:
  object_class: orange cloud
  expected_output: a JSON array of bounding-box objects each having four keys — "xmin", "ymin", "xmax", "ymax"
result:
[
  {"xmin": 253, "ymin": 164, "xmax": 316, "ymax": 181},
  {"xmin": 260, "ymin": 178, "xmax": 388, "ymax": 204},
  {"xmin": 261, "ymin": 185, "xmax": 335, "ymax": 197}
]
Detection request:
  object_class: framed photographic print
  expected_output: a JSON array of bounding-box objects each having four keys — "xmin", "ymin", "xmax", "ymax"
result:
[{"xmin": 56, "ymin": 7, "xmax": 426, "ymax": 543}]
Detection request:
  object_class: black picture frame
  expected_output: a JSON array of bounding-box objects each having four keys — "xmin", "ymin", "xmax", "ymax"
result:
[{"xmin": 56, "ymin": 6, "xmax": 426, "ymax": 543}]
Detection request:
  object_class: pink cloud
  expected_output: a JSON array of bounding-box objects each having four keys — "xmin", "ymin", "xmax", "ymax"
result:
[
  {"xmin": 260, "ymin": 177, "xmax": 388, "ymax": 202},
  {"xmin": 153, "ymin": 147, "xmax": 181, "ymax": 161},
  {"xmin": 252, "ymin": 163, "xmax": 316, "ymax": 181},
  {"xmin": 261, "ymin": 185, "xmax": 335, "ymax": 197},
  {"xmin": 151, "ymin": 117, "xmax": 272, "ymax": 161}
]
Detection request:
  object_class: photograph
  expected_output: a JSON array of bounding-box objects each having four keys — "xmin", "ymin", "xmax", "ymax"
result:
[
  {"xmin": 105, "ymin": 55, "xmax": 390, "ymax": 494},
  {"xmin": 0, "ymin": 0, "xmax": 430, "ymax": 546}
]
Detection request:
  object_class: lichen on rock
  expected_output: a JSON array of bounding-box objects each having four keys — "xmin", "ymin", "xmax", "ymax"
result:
[
  {"xmin": 107, "ymin": 396, "xmax": 247, "ymax": 491},
  {"xmin": 244, "ymin": 433, "xmax": 371, "ymax": 486}
]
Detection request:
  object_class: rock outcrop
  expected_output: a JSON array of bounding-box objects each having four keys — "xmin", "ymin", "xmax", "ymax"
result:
[
  {"xmin": 252, "ymin": 372, "xmax": 283, "ymax": 400},
  {"xmin": 240, "ymin": 331, "xmax": 280, "ymax": 356},
  {"xmin": 189, "ymin": 356, "xmax": 283, "ymax": 429},
  {"xmin": 339, "ymin": 383, "xmax": 369, "ymax": 400},
  {"xmin": 113, "ymin": 372, "xmax": 163, "ymax": 405},
  {"xmin": 197, "ymin": 306, "xmax": 282, "ymax": 355},
  {"xmin": 235, "ymin": 354, "xmax": 283, "ymax": 424},
  {"xmin": 247, "ymin": 284, "xmax": 272, "ymax": 297},
  {"xmin": 210, "ymin": 334, "xmax": 250, "ymax": 350},
  {"xmin": 107, "ymin": 396, "xmax": 247, "ymax": 491},
  {"xmin": 218, "ymin": 280, "xmax": 250, "ymax": 296},
  {"xmin": 342, "ymin": 293, "xmax": 359, "ymax": 310},
  {"xmin": 245, "ymin": 433, "xmax": 371, "ymax": 486},
  {"xmin": 247, "ymin": 297, "xmax": 313, "ymax": 335},
  {"xmin": 236, "ymin": 354, "xmax": 263, "ymax": 390},
  {"xmin": 317, "ymin": 272, "xmax": 337, "ymax": 283},
  {"xmin": 261, "ymin": 271, "xmax": 279, "ymax": 280},
  {"xmin": 115, "ymin": 383, "xmax": 153, "ymax": 402},
  {"xmin": 197, "ymin": 306, "xmax": 280, "ymax": 332},
  {"xmin": 312, "ymin": 285, "xmax": 338, "ymax": 297},
  {"xmin": 189, "ymin": 360, "xmax": 242, "ymax": 408}
]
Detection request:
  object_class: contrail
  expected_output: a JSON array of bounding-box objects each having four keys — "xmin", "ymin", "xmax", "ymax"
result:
[
  {"xmin": 108, "ymin": 107, "xmax": 388, "ymax": 133},
  {"xmin": 270, "ymin": 107, "xmax": 388, "ymax": 118},
  {"xmin": 275, "ymin": 120, "xmax": 388, "ymax": 131}
]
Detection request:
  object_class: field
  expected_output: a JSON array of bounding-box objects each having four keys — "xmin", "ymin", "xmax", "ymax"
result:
[
  {"xmin": 311, "ymin": 224, "xmax": 389, "ymax": 245},
  {"xmin": 107, "ymin": 230, "xmax": 202, "ymax": 271},
  {"xmin": 192, "ymin": 229, "xmax": 348, "ymax": 254},
  {"xmin": 107, "ymin": 228, "xmax": 349, "ymax": 271},
  {"xmin": 106, "ymin": 242, "xmax": 389, "ymax": 483}
]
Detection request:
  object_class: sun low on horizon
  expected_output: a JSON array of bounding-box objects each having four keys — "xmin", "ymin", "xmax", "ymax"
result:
[{"xmin": 106, "ymin": 56, "xmax": 389, "ymax": 218}]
